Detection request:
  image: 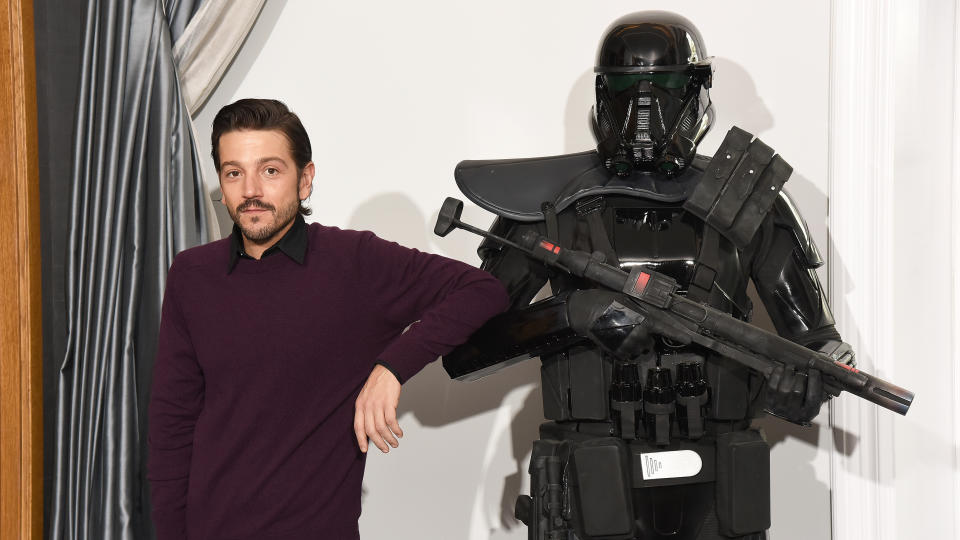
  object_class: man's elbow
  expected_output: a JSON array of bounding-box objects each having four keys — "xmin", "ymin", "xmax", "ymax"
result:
[{"xmin": 475, "ymin": 271, "xmax": 511, "ymax": 317}]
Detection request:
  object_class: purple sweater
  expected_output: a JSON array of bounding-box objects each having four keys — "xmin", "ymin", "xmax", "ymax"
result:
[{"xmin": 147, "ymin": 223, "xmax": 508, "ymax": 539}]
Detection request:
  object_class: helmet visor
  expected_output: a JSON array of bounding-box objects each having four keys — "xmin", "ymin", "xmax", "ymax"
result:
[{"xmin": 604, "ymin": 72, "xmax": 691, "ymax": 92}]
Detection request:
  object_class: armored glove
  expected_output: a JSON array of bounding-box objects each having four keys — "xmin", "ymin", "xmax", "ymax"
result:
[{"xmin": 763, "ymin": 340, "xmax": 855, "ymax": 425}]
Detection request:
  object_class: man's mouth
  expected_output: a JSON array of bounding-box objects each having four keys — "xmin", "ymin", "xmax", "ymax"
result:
[{"xmin": 237, "ymin": 201, "xmax": 274, "ymax": 214}]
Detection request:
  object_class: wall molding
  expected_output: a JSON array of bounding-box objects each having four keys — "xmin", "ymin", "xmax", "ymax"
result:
[
  {"xmin": 827, "ymin": 1, "xmax": 897, "ymax": 539},
  {"xmin": 951, "ymin": 2, "xmax": 960, "ymax": 537}
]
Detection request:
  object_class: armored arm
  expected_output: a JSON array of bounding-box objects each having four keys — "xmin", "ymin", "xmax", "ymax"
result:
[
  {"xmin": 750, "ymin": 192, "xmax": 853, "ymax": 358},
  {"xmin": 443, "ymin": 217, "xmax": 585, "ymax": 380},
  {"xmin": 749, "ymin": 192, "xmax": 856, "ymax": 421}
]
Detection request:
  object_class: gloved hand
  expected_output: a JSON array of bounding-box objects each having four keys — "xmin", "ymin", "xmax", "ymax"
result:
[
  {"xmin": 763, "ymin": 365, "xmax": 825, "ymax": 426},
  {"xmin": 763, "ymin": 339, "xmax": 855, "ymax": 426}
]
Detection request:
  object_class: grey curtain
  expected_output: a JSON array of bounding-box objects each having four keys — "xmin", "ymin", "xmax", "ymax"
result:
[{"xmin": 49, "ymin": 0, "xmax": 209, "ymax": 538}]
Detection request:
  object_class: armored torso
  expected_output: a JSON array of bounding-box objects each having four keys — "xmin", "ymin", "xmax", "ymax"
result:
[{"xmin": 444, "ymin": 130, "xmax": 840, "ymax": 540}]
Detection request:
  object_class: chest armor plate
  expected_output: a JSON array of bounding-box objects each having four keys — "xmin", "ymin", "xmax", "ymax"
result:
[
  {"xmin": 569, "ymin": 196, "xmax": 750, "ymax": 312},
  {"xmin": 612, "ymin": 204, "xmax": 700, "ymax": 289}
]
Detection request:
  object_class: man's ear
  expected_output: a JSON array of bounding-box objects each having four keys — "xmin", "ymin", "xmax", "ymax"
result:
[{"xmin": 299, "ymin": 161, "xmax": 315, "ymax": 200}]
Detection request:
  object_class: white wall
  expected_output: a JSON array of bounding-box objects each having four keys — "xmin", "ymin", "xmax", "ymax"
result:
[{"xmin": 192, "ymin": 2, "xmax": 838, "ymax": 538}]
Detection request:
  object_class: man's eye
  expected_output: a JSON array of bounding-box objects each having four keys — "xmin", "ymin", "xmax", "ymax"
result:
[
  {"xmin": 265, "ymin": 167, "xmax": 279, "ymax": 175},
  {"xmin": 225, "ymin": 170, "xmax": 240, "ymax": 178}
]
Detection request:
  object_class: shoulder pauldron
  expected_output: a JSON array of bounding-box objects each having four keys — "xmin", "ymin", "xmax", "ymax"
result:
[
  {"xmin": 455, "ymin": 150, "xmax": 707, "ymax": 222},
  {"xmin": 683, "ymin": 126, "xmax": 793, "ymax": 249}
]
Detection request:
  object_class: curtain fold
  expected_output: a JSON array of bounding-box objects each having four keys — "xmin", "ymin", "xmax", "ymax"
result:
[
  {"xmin": 173, "ymin": 0, "xmax": 266, "ymax": 115},
  {"xmin": 50, "ymin": 0, "xmax": 209, "ymax": 538}
]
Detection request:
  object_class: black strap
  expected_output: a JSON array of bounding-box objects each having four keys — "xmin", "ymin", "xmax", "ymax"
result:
[
  {"xmin": 576, "ymin": 195, "xmax": 619, "ymax": 266},
  {"xmin": 541, "ymin": 201, "xmax": 559, "ymax": 243},
  {"xmin": 541, "ymin": 201, "xmax": 561, "ymax": 292},
  {"xmin": 687, "ymin": 223, "xmax": 721, "ymax": 303}
]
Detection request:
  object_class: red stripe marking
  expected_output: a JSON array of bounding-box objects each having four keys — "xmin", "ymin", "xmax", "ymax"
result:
[
  {"xmin": 836, "ymin": 362, "xmax": 860, "ymax": 373},
  {"xmin": 634, "ymin": 272, "xmax": 650, "ymax": 293}
]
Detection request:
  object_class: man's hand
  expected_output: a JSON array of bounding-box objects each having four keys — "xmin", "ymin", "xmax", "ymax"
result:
[{"xmin": 354, "ymin": 364, "xmax": 403, "ymax": 453}]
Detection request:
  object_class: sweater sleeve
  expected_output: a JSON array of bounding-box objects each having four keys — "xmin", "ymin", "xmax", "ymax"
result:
[
  {"xmin": 355, "ymin": 231, "xmax": 510, "ymax": 382},
  {"xmin": 147, "ymin": 259, "xmax": 205, "ymax": 539}
]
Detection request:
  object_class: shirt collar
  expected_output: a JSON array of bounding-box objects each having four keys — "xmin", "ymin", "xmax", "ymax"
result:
[{"xmin": 228, "ymin": 214, "xmax": 308, "ymax": 273}]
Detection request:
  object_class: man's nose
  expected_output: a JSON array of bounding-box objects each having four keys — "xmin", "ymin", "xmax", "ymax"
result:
[{"xmin": 241, "ymin": 175, "xmax": 263, "ymax": 198}]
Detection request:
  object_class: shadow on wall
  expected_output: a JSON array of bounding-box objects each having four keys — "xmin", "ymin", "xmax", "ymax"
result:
[
  {"xmin": 348, "ymin": 192, "xmax": 545, "ymax": 528},
  {"xmin": 563, "ymin": 68, "xmax": 595, "ymax": 154},
  {"xmin": 709, "ymin": 57, "xmax": 775, "ymax": 138}
]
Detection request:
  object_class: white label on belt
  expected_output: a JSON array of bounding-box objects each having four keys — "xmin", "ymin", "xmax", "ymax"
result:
[{"xmin": 639, "ymin": 450, "xmax": 703, "ymax": 480}]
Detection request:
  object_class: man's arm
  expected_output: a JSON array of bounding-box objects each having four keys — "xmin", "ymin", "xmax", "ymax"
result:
[
  {"xmin": 147, "ymin": 260, "xmax": 204, "ymax": 538},
  {"xmin": 351, "ymin": 231, "xmax": 509, "ymax": 453}
]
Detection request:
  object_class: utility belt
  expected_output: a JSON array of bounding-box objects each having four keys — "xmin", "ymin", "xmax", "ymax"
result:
[{"xmin": 519, "ymin": 424, "xmax": 769, "ymax": 539}]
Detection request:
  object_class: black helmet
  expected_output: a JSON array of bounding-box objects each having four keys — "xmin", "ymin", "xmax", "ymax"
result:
[{"xmin": 592, "ymin": 11, "xmax": 715, "ymax": 177}]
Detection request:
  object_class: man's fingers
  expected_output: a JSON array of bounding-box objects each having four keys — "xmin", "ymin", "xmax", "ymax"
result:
[
  {"xmin": 386, "ymin": 407, "xmax": 404, "ymax": 440},
  {"xmin": 376, "ymin": 408, "xmax": 399, "ymax": 449},
  {"xmin": 365, "ymin": 408, "xmax": 389, "ymax": 453},
  {"xmin": 354, "ymin": 406, "xmax": 368, "ymax": 453}
]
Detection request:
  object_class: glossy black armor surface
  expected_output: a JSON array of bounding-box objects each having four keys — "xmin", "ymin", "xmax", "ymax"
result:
[{"xmin": 443, "ymin": 11, "xmax": 849, "ymax": 540}]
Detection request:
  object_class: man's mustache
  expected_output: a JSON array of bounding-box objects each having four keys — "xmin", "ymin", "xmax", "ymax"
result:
[{"xmin": 236, "ymin": 199, "xmax": 275, "ymax": 213}]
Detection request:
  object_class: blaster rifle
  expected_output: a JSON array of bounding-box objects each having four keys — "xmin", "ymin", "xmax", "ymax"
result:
[{"xmin": 435, "ymin": 197, "xmax": 914, "ymax": 415}]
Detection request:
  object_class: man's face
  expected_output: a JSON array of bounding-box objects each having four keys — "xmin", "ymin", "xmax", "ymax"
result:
[{"xmin": 217, "ymin": 129, "xmax": 313, "ymax": 247}]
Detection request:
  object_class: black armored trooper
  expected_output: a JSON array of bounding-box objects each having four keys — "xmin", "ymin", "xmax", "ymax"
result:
[{"xmin": 441, "ymin": 11, "xmax": 854, "ymax": 540}]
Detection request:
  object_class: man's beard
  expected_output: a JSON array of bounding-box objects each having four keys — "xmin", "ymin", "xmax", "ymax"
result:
[{"xmin": 228, "ymin": 198, "xmax": 299, "ymax": 244}]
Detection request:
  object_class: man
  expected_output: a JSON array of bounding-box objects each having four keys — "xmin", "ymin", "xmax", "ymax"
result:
[{"xmin": 147, "ymin": 98, "xmax": 509, "ymax": 539}]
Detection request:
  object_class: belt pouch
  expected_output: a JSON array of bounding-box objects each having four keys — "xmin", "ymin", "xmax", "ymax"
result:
[
  {"xmin": 716, "ymin": 429, "xmax": 770, "ymax": 536},
  {"xmin": 571, "ymin": 438, "xmax": 635, "ymax": 538}
]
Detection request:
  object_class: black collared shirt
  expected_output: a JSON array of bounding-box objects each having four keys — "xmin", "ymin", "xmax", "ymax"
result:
[{"xmin": 228, "ymin": 214, "xmax": 308, "ymax": 273}]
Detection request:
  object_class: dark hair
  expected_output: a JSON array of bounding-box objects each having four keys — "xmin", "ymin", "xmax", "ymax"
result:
[{"xmin": 211, "ymin": 98, "xmax": 313, "ymax": 216}]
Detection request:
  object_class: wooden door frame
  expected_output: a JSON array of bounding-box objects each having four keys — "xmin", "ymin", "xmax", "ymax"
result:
[{"xmin": 0, "ymin": 0, "xmax": 42, "ymax": 538}]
